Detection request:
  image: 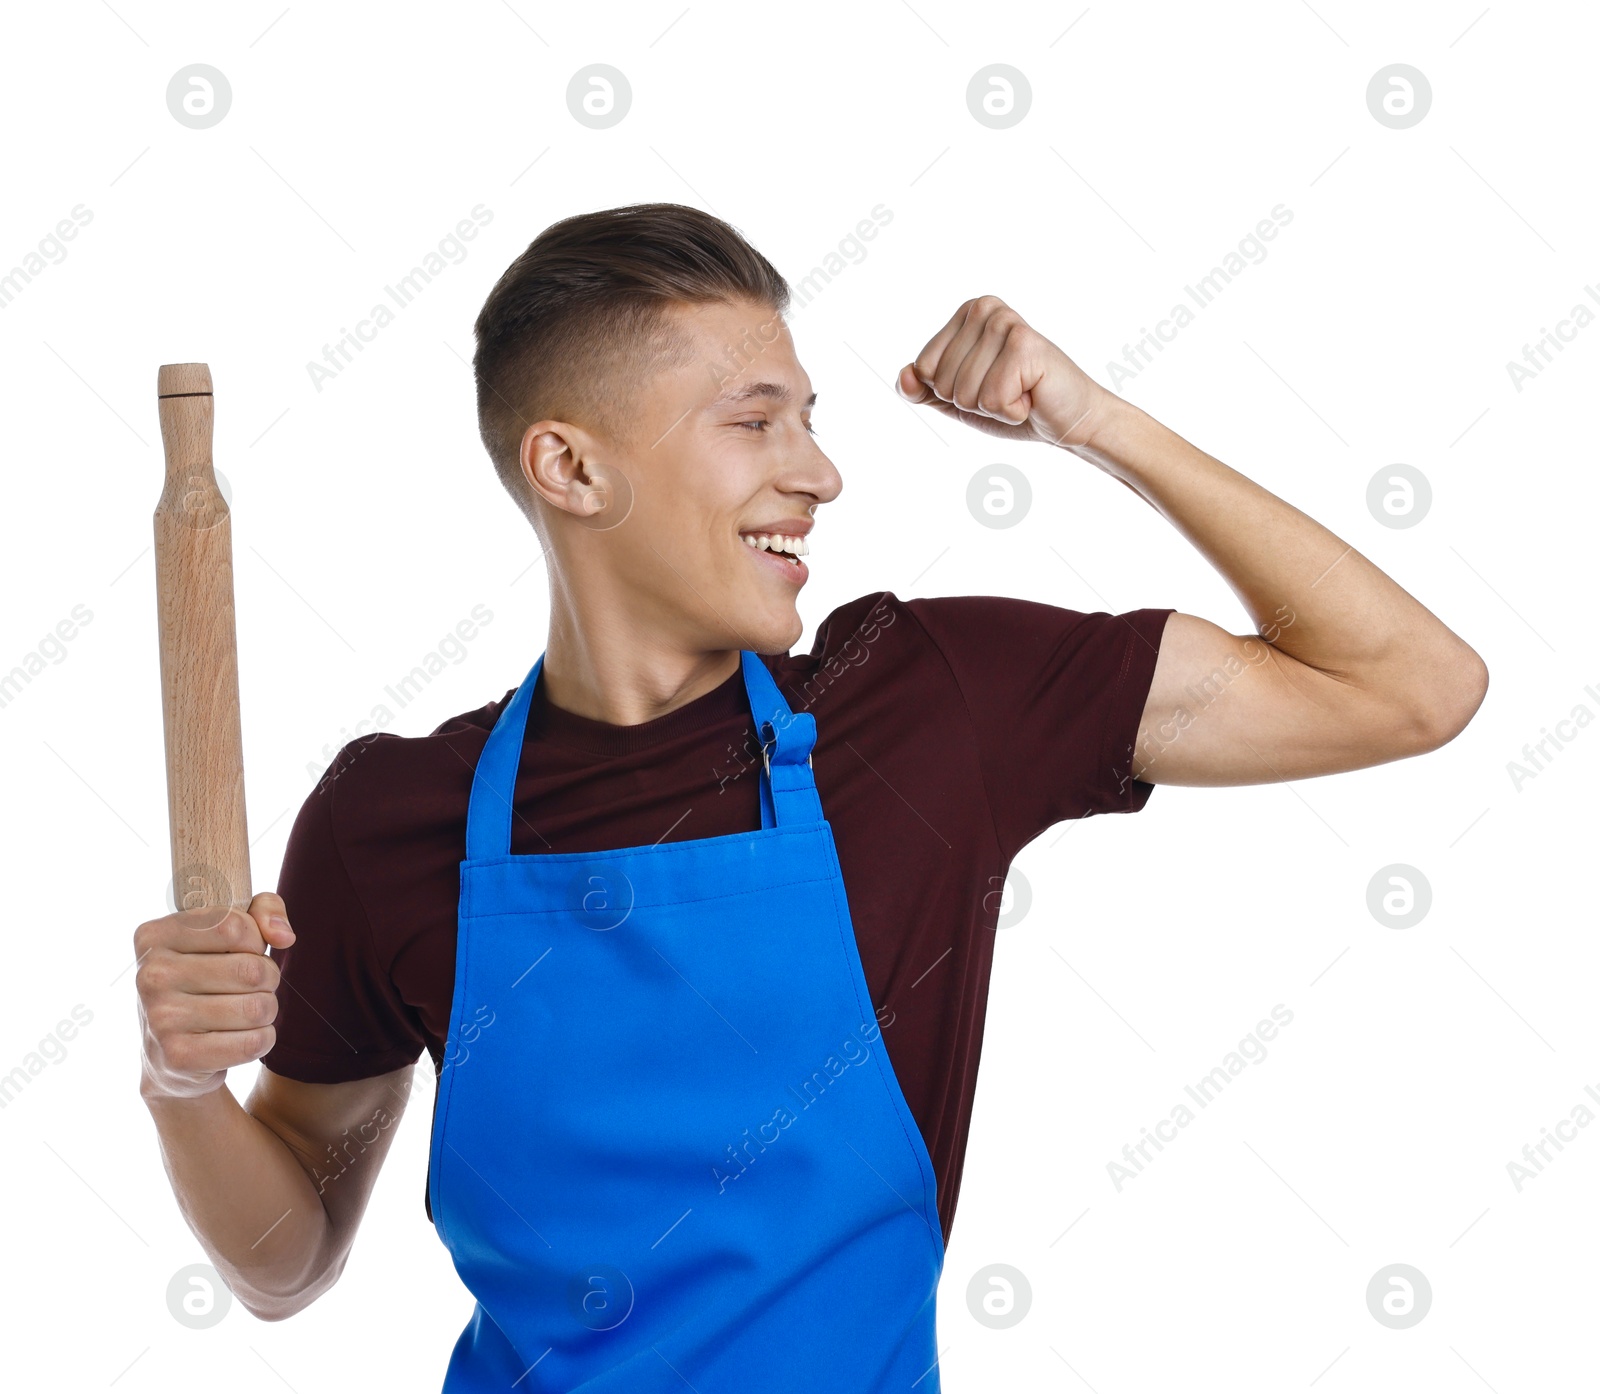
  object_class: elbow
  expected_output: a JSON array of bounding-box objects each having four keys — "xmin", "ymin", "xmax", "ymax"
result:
[
  {"xmin": 238, "ymin": 1294, "xmax": 302, "ymax": 1323},
  {"xmin": 1407, "ymin": 646, "xmax": 1490, "ymax": 752},
  {"xmin": 235, "ymin": 1251, "xmax": 347, "ymax": 1323},
  {"xmin": 237, "ymin": 1274, "xmax": 335, "ymax": 1323}
]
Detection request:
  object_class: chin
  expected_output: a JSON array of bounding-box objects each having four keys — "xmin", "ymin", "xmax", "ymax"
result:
[{"xmin": 730, "ymin": 598, "xmax": 804, "ymax": 655}]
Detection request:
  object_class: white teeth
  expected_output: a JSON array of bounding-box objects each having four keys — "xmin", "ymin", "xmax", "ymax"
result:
[{"xmin": 742, "ymin": 532, "xmax": 809, "ymax": 557}]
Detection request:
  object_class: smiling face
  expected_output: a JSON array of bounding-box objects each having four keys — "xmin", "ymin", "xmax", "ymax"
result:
[{"xmin": 520, "ymin": 297, "xmax": 842, "ymax": 657}]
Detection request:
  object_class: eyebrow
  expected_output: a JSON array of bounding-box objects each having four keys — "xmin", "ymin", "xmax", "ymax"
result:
[{"xmin": 708, "ymin": 382, "xmax": 818, "ymax": 410}]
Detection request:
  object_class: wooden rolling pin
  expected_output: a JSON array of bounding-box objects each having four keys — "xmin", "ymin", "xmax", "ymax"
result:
[{"xmin": 154, "ymin": 362, "xmax": 252, "ymax": 912}]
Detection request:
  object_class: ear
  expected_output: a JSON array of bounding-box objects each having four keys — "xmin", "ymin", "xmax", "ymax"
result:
[
  {"xmin": 520, "ymin": 421, "xmax": 586, "ymax": 511},
  {"xmin": 519, "ymin": 421, "xmax": 633, "ymax": 530}
]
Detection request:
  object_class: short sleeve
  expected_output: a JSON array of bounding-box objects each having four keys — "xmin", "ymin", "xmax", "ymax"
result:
[
  {"xmin": 259, "ymin": 748, "xmax": 427, "ymax": 1083},
  {"xmin": 904, "ymin": 596, "xmax": 1173, "ymax": 859}
]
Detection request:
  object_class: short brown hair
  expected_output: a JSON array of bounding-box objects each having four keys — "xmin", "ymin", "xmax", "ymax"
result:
[{"xmin": 473, "ymin": 202, "xmax": 790, "ymax": 522}]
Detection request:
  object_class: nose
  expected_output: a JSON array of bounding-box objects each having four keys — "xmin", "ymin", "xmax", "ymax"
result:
[{"xmin": 803, "ymin": 437, "xmax": 843, "ymax": 506}]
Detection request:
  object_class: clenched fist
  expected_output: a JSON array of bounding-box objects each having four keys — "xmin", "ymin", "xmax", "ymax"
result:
[
  {"xmin": 135, "ymin": 891, "xmax": 296, "ymax": 1101},
  {"xmin": 897, "ymin": 295, "xmax": 1114, "ymax": 449}
]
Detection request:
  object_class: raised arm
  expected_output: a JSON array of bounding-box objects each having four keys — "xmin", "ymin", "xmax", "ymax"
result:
[{"xmin": 897, "ymin": 295, "xmax": 1489, "ymax": 786}]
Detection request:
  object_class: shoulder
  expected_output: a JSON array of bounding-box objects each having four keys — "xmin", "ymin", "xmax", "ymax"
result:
[
  {"xmin": 777, "ymin": 588, "xmax": 1134, "ymax": 716},
  {"xmin": 300, "ymin": 682, "xmax": 520, "ymax": 836},
  {"xmin": 795, "ymin": 588, "xmax": 1035, "ymax": 666},
  {"xmin": 770, "ymin": 590, "xmax": 938, "ymax": 700},
  {"xmin": 795, "ymin": 588, "xmax": 1163, "ymax": 677},
  {"xmin": 894, "ymin": 592, "xmax": 1173, "ymax": 679},
  {"xmin": 801, "ymin": 590, "xmax": 909, "ymax": 664},
  {"xmin": 786, "ymin": 591, "xmax": 1172, "ymax": 751}
]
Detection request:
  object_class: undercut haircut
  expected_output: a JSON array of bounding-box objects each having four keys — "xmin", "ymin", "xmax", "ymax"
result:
[{"xmin": 473, "ymin": 202, "xmax": 791, "ymax": 525}]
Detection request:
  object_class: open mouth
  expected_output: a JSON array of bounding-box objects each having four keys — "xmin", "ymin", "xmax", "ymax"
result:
[
  {"xmin": 742, "ymin": 532, "xmax": 805, "ymax": 565},
  {"xmin": 740, "ymin": 530, "xmax": 809, "ymax": 583}
]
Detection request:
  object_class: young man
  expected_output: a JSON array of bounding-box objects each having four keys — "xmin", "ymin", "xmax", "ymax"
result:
[{"xmin": 136, "ymin": 203, "xmax": 1487, "ymax": 1389}]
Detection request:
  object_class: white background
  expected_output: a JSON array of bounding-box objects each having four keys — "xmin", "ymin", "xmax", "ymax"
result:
[{"xmin": 1, "ymin": 1, "xmax": 1595, "ymax": 1389}]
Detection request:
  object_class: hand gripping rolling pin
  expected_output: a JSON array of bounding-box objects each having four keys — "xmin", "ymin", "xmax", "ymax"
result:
[{"xmin": 153, "ymin": 362, "xmax": 252, "ymax": 913}]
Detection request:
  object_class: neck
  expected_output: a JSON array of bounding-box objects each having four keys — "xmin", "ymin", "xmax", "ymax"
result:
[{"xmin": 538, "ymin": 574, "xmax": 742, "ymax": 728}]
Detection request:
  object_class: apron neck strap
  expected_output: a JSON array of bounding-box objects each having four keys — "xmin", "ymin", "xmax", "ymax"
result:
[
  {"xmin": 466, "ymin": 651, "xmax": 820, "ymax": 861},
  {"xmin": 741, "ymin": 650, "xmax": 821, "ymax": 831}
]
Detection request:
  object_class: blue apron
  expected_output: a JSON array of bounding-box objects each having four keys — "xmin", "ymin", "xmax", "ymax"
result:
[{"xmin": 428, "ymin": 650, "xmax": 945, "ymax": 1392}]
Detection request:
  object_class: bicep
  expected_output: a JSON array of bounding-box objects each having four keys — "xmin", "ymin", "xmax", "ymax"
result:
[
  {"xmin": 248, "ymin": 1064, "xmax": 417, "ymax": 1261},
  {"xmin": 1134, "ymin": 611, "xmax": 1433, "ymax": 786}
]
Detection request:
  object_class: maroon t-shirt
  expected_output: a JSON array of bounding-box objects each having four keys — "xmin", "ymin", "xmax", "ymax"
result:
[{"xmin": 262, "ymin": 590, "xmax": 1172, "ymax": 1245}]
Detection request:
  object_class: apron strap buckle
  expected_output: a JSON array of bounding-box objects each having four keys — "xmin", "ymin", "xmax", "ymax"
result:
[{"xmin": 760, "ymin": 721, "xmax": 815, "ymax": 776}]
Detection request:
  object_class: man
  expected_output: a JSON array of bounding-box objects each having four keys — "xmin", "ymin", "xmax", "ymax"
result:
[{"xmin": 135, "ymin": 203, "xmax": 1487, "ymax": 1389}]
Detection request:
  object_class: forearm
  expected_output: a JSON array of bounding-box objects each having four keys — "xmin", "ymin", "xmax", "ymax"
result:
[
  {"xmin": 142, "ymin": 1082, "xmax": 336, "ymax": 1319},
  {"xmin": 1071, "ymin": 396, "xmax": 1486, "ymax": 703}
]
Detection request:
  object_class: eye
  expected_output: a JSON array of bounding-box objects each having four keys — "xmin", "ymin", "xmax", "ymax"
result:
[{"xmin": 733, "ymin": 419, "xmax": 819, "ymax": 437}]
